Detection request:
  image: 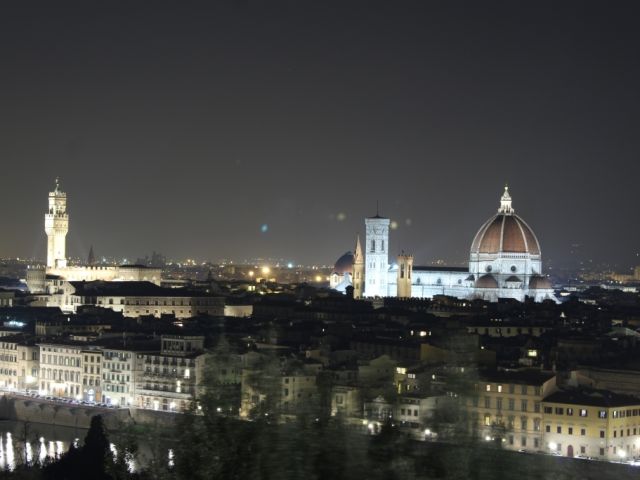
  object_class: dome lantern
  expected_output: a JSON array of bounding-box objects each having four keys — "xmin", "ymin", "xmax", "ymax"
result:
[{"xmin": 498, "ymin": 185, "xmax": 514, "ymax": 214}]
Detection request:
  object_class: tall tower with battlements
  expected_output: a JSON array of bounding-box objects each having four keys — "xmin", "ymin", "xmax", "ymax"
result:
[
  {"xmin": 44, "ymin": 178, "xmax": 68, "ymax": 269},
  {"xmin": 364, "ymin": 210, "xmax": 390, "ymax": 297}
]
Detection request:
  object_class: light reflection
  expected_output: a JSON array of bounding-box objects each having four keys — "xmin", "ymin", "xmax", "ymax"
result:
[
  {"xmin": 0, "ymin": 430, "xmax": 174, "ymax": 471},
  {"xmin": 38, "ymin": 438, "xmax": 46, "ymax": 463},
  {"xmin": 6, "ymin": 433, "xmax": 15, "ymax": 470},
  {"xmin": 25, "ymin": 441, "xmax": 33, "ymax": 464}
]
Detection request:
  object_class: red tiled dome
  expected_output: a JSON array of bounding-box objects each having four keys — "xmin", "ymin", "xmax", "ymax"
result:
[{"xmin": 470, "ymin": 214, "xmax": 540, "ymax": 255}]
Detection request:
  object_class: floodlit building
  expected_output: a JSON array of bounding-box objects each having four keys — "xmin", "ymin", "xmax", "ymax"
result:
[
  {"xmin": 26, "ymin": 179, "xmax": 161, "ymax": 293},
  {"xmin": 466, "ymin": 370, "xmax": 557, "ymax": 451},
  {"xmin": 134, "ymin": 335, "xmax": 206, "ymax": 412},
  {"xmin": 0, "ymin": 336, "xmax": 39, "ymax": 391},
  {"xmin": 43, "ymin": 280, "xmax": 224, "ymax": 318},
  {"xmin": 542, "ymin": 388, "xmax": 640, "ymax": 460},
  {"xmin": 343, "ymin": 187, "xmax": 556, "ymax": 302},
  {"xmin": 102, "ymin": 347, "xmax": 137, "ymax": 407}
]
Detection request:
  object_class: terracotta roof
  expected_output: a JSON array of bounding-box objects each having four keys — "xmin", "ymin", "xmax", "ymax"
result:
[
  {"xmin": 529, "ymin": 275, "xmax": 552, "ymax": 289},
  {"xmin": 470, "ymin": 213, "xmax": 541, "ymax": 255},
  {"xmin": 475, "ymin": 274, "xmax": 498, "ymax": 288}
]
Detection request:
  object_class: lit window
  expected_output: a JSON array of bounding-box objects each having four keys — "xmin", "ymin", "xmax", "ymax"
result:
[
  {"xmin": 486, "ymin": 384, "xmax": 491, "ymax": 392},
  {"xmin": 579, "ymin": 409, "xmax": 588, "ymax": 417},
  {"xmin": 498, "ymin": 385, "xmax": 502, "ymax": 393}
]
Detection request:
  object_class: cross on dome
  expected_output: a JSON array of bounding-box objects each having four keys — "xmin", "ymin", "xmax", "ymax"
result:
[{"xmin": 498, "ymin": 184, "xmax": 514, "ymax": 214}]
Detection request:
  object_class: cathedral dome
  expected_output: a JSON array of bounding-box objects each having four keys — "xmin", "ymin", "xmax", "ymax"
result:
[
  {"xmin": 333, "ymin": 252, "xmax": 354, "ymax": 275},
  {"xmin": 470, "ymin": 187, "xmax": 541, "ymax": 256}
]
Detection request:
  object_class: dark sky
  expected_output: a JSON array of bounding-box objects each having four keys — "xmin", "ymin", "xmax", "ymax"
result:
[{"xmin": 1, "ymin": 1, "xmax": 639, "ymax": 268}]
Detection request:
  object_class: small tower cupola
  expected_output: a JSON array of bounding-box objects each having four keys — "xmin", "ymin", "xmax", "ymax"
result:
[{"xmin": 498, "ymin": 185, "xmax": 514, "ymax": 214}]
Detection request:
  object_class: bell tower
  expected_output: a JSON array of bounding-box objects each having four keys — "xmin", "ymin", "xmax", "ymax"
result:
[
  {"xmin": 44, "ymin": 178, "xmax": 69, "ymax": 269},
  {"xmin": 364, "ymin": 207, "xmax": 390, "ymax": 298},
  {"xmin": 397, "ymin": 253, "xmax": 413, "ymax": 298}
]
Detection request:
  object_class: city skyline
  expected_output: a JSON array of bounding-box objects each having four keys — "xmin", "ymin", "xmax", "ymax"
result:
[{"xmin": 1, "ymin": 3, "xmax": 639, "ymax": 266}]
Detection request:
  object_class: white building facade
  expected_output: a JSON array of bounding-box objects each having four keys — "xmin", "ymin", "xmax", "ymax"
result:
[{"xmin": 347, "ymin": 187, "xmax": 556, "ymax": 303}]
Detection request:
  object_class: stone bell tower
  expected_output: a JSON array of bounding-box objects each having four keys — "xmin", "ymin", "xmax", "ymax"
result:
[
  {"xmin": 396, "ymin": 253, "xmax": 413, "ymax": 298},
  {"xmin": 44, "ymin": 178, "xmax": 69, "ymax": 269},
  {"xmin": 364, "ymin": 207, "xmax": 390, "ymax": 298}
]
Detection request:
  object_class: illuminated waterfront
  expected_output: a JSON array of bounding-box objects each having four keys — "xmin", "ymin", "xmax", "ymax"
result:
[{"xmin": 0, "ymin": 420, "xmax": 173, "ymax": 471}]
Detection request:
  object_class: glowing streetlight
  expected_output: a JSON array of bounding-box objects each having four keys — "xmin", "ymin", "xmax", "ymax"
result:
[{"xmin": 261, "ymin": 266, "xmax": 270, "ymax": 276}]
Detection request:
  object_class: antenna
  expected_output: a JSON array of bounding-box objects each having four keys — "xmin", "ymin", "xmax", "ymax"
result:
[{"xmin": 376, "ymin": 200, "xmax": 379, "ymax": 217}]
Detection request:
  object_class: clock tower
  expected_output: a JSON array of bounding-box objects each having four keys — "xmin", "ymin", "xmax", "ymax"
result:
[
  {"xmin": 45, "ymin": 178, "xmax": 69, "ymax": 269},
  {"xmin": 364, "ymin": 210, "xmax": 390, "ymax": 297}
]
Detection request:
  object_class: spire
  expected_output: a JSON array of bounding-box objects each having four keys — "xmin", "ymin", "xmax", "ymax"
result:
[
  {"xmin": 54, "ymin": 177, "xmax": 61, "ymax": 193},
  {"xmin": 87, "ymin": 245, "xmax": 96, "ymax": 266},
  {"xmin": 353, "ymin": 234, "xmax": 363, "ymax": 263},
  {"xmin": 498, "ymin": 184, "xmax": 514, "ymax": 214}
]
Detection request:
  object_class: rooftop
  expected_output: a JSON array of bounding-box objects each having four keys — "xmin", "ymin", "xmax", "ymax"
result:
[{"xmin": 544, "ymin": 388, "xmax": 640, "ymax": 408}]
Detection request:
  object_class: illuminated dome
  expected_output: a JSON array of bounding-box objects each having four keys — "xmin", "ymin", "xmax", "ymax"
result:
[
  {"xmin": 468, "ymin": 186, "xmax": 543, "ymax": 280},
  {"xmin": 470, "ymin": 188, "xmax": 540, "ymax": 256},
  {"xmin": 333, "ymin": 252, "xmax": 354, "ymax": 275}
]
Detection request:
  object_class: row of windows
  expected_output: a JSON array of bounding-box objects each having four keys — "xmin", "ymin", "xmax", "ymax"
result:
[
  {"xmin": 41, "ymin": 369, "xmax": 80, "ymax": 383},
  {"xmin": 475, "ymin": 397, "xmax": 541, "ymax": 413},
  {"xmin": 613, "ymin": 427, "xmax": 640, "ymax": 438},
  {"xmin": 481, "ymin": 414, "xmax": 541, "ymax": 431},
  {"xmin": 105, "ymin": 384, "xmax": 129, "ymax": 393},
  {"xmin": 103, "ymin": 362, "xmax": 131, "ymax": 371},
  {"xmin": 508, "ymin": 436, "xmax": 540, "ymax": 449},
  {"xmin": 41, "ymin": 382, "xmax": 80, "ymax": 396},
  {"xmin": 400, "ymin": 408, "xmax": 419, "ymax": 417},
  {"xmin": 484, "ymin": 384, "xmax": 542, "ymax": 395},
  {"xmin": 41, "ymin": 355, "xmax": 80, "ymax": 367},
  {"xmin": 104, "ymin": 373, "xmax": 131, "ymax": 382},
  {"xmin": 546, "ymin": 425, "xmax": 587, "ymax": 435},
  {"xmin": 543, "ymin": 406, "xmax": 588, "ymax": 417}
]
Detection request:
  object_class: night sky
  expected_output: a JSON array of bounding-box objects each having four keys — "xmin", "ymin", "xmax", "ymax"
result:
[{"xmin": 1, "ymin": 2, "xmax": 639, "ymax": 268}]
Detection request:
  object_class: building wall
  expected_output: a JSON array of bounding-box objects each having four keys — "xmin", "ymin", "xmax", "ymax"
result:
[
  {"xmin": 542, "ymin": 401, "xmax": 640, "ymax": 460},
  {"xmin": 102, "ymin": 349, "xmax": 136, "ymax": 406},
  {"xmin": 81, "ymin": 350, "xmax": 103, "ymax": 402},
  {"xmin": 364, "ymin": 217, "xmax": 390, "ymax": 298},
  {"xmin": 466, "ymin": 377, "xmax": 557, "ymax": 452},
  {"xmin": 38, "ymin": 344, "xmax": 83, "ymax": 399},
  {"xmin": 0, "ymin": 341, "xmax": 38, "ymax": 391}
]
